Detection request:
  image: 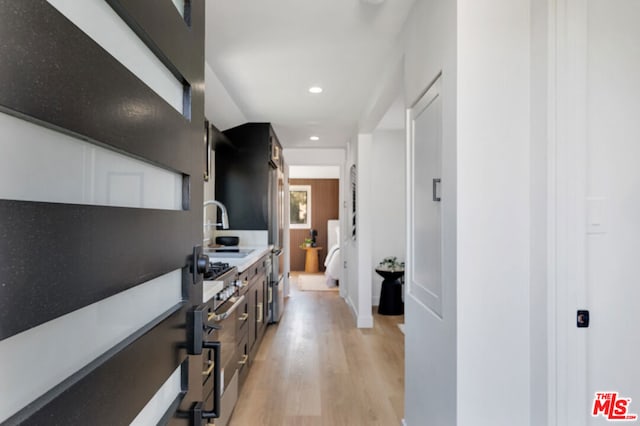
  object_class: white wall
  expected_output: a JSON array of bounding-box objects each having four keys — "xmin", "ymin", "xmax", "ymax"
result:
[
  {"xmin": 289, "ymin": 165, "xmax": 340, "ymax": 179},
  {"xmin": 203, "ymin": 62, "xmax": 247, "ymax": 243},
  {"xmin": 354, "ymin": 134, "xmax": 374, "ymax": 327},
  {"xmin": 456, "ymin": 0, "xmax": 532, "ymax": 424},
  {"xmin": 529, "ymin": 0, "xmax": 550, "ymax": 424},
  {"xmin": 284, "ymin": 148, "xmax": 346, "ymax": 166},
  {"xmin": 344, "ymin": 141, "xmax": 360, "ymax": 321},
  {"xmin": 371, "ymin": 129, "xmax": 405, "ymax": 305},
  {"xmin": 204, "ymin": 61, "xmax": 246, "ymax": 131},
  {"xmin": 399, "ymin": 0, "xmax": 537, "ymax": 424}
]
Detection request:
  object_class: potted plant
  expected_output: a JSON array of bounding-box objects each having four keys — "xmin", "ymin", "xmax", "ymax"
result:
[
  {"xmin": 301, "ymin": 237, "xmax": 313, "ymax": 248},
  {"xmin": 377, "ymin": 256, "xmax": 404, "ymax": 271}
]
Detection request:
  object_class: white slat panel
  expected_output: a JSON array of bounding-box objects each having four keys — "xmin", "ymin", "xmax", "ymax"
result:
[
  {"xmin": 0, "ymin": 112, "xmax": 183, "ymax": 210},
  {"xmin": 171, "ymin": 0, "xmax": 186, "ymax": 18},
  {"xmin": 131, "ymin": 364, "xmax": 183, "ymax": 426},
  {"xmin": 0, "ymin": 270, "xmax": 183, "ymax": 422},
  {"xmin": 47, "ymin": 0, "xmax": 185, "ymax": 114}
]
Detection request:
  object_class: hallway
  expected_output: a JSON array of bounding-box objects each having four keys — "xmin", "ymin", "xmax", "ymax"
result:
[{"xmin": 229, "ymin": 281, "xmax": 404, "ymax": 426}]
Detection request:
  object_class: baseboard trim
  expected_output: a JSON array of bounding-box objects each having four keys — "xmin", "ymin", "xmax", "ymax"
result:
[
  {"xmin": 357, "ymin": 313, "xmax": 373, "ymax": 328},
  {"xmin": 344, "ymin": 296, "xmax": 374, "ymax": 328},
  {"xmin": 345, "ymin": 296, "xmax": 358, "ymax": 322}
]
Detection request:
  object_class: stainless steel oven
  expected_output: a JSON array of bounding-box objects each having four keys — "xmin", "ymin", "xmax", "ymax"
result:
[{"xmin": 201, "ymin": 263, "xmax": 244, "ymax": 426}]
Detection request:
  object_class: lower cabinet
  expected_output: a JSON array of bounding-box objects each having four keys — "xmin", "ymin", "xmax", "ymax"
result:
[
  {"xmin": 236, "ymin": 331, "xmax": 249, "ymax": 389},
  {"xmin": 205, "ymin": 369, "xmax": 238, "ymax": 426},
  {"xmin": 247, "ymin": 280, "xmax": 257, "ymax": 354},
  {"xmin": 233, "ymin": 255, "xmax": 269, "ymax": 392},
  {"xmin": 202, "ymin": 254, "xmax": 269, "ymax": 426},
  {"xmin": 251, "ymin": 274, "xmax": 267, "ymax": 361}
]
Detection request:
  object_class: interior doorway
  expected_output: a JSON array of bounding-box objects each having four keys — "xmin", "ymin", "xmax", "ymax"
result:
[{"xmin": 287, "ymin": 166, "xmax": 341, "ymax": 287}]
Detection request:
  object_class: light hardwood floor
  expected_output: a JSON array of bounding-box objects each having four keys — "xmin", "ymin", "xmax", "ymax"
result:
[{"xmin": 228, "ymin": 275, "xmax": 405, "ymax": 426}]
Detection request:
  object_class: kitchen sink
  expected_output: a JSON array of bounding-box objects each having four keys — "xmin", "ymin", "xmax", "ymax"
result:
[{"xmin": 203, "ymin": 248, "xmax": 254, "ymax": 258}]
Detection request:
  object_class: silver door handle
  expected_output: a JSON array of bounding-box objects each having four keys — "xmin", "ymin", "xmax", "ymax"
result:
[{"xmin": 432, "ymin": 178, "xmax": 441, "ymax": 202}]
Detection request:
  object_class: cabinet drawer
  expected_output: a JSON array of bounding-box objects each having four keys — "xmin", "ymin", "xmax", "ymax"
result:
[
  {"xmin": 246, "ymin": 256, "xmax": 267, "ymax": 281},
  {"xmin": 236, "ymin": 296, "xmax": 249, "ymax": 336},
  {"xmin": 237, "ymin": 332, "xmax": 249, "ymax": 389},
  {"xmin": 237, "ymin": 269, "xmax": 250, "ymax": 296}
]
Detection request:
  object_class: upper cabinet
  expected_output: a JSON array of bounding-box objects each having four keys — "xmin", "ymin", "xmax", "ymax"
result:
[{"xmin": 215, "ymin": 123, "xmax": 283, "ymax": 231}]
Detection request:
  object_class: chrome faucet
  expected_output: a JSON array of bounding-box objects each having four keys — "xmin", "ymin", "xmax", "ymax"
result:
[{"xmin": 204, "ymin": 200, "xmax": 229, "ymax": 230}]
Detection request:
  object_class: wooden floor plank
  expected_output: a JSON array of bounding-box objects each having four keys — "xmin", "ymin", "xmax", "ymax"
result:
[{"xmin": 228, "ymin": 277, "xmax": 405, "ymax": 425}]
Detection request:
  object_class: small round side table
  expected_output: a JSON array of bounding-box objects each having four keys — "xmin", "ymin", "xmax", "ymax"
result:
[
  {"xmin": 375, "ymin": 268, "xmax": 405, "ymax": 315},
  {"xmin": 302, "ymin": 246, "xmax": 323, "ymax": 273}
]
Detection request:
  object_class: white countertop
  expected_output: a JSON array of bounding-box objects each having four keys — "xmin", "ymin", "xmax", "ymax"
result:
[
  {"xmin": 202, "ymin": 245, "xmax": 271, "ymax": 302},
  {"xmin": 202, "ymin": 280, "xmax": 224, "ymax": 303},
  {"xmin": 205, "ymin": 245, "xmax": 272, "ymax": 273}
]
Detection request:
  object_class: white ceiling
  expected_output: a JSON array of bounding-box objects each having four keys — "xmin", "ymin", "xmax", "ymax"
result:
[{"xmin": 205, "ymin": 0, "xmax": 415, "ymax": 148}]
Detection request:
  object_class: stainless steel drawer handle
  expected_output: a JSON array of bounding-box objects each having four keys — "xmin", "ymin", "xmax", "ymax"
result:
[
  {"xmin": 207, "ymin": 295, "xmax": 245, "ymax": 322},
  {"xmin": 238, "ymin": 313, "xmax": 249, "ymax": 321},
  {"xmin": 238, "ymin": 354, "xmax": 249, "ymax": 365},
  {"xmin": 257, "ymin": 302, "xmax": 263, "ymax": 323}
]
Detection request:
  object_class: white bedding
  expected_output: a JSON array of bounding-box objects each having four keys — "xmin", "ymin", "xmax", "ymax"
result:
[{"xmin": 324, "ymin": 221, "xmax": 341, "ymax": 287}]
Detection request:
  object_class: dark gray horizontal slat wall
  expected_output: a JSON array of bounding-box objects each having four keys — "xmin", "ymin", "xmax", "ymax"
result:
[
  {"xmin": 0, "ymin": 201, "xmax": 194, "ymax": 339},
  {"xmin": 6, "ymin": 306, "xmax": 186, "ymax": 426},
  {"xmin": 0, "ymin": 0, "xmax": 205, "ymax": 424},
  {"xmin": 0, "ymin": 0, "xmax": 204, "ymax": 338},
  {"xmin": 0, "ymin": 1, "xmax": 195, "ymax": 174}
]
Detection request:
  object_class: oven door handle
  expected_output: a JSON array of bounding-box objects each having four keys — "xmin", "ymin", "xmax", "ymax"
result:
[
  {"xmin": 191, "ymin": 341, "xmax": 221, "ymax": 421},
  {"xmin": 207, "ymin": 295, "xmax": 245, "ymax": 322}
]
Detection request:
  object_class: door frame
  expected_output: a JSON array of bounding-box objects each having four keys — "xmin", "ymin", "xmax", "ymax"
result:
[{"xmin": 551, "ymin": 0, "xmax": 589, "ymax": 424}]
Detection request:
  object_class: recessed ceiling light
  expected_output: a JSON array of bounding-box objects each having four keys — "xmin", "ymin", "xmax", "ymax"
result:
[
  {"xmin": 309, "ymin": 136, "xmax": 320, "ymax": 141},
  {"xmin": 308, "ymin": 86, "xmax": 323, "ymax": 94}
]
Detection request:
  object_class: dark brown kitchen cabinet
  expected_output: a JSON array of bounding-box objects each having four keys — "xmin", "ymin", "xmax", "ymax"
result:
[
  {"xmin": 215, "ymin": 123, "xmax": 282, "ymax": 232},
  {"xmin": 236, "ymin": 331, "xmax": 249, "ymax": 389},
  {"xmin": 255, "ymin": 274, "xmax": 267, "ymax": 344},
  {"xmin": 233, "ymin": 254, "xmax": 269, "ymax": 391},
  {"xmin": 247, "ymin": 276, "xmax": 257, "ymax": 354}
]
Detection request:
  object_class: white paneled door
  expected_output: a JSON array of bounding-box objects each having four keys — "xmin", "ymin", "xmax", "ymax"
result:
[
  {"xmin": 405, "ymin": 74, "xmax": 456, "ymax": 425},
  {"xmin": 557, "ymin": 1, "xmax": 640, "ymax": 424},
  {"xmin": 408, "ymin": 76, "xmax": 443, "ymax": 318}
]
